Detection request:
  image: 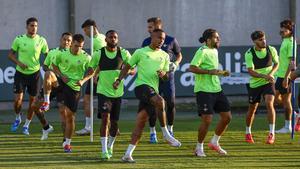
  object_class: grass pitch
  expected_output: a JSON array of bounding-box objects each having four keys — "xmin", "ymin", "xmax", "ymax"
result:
[{"xmin": 0, "ymin": 110, "xmax": 300, "ymax": 169}]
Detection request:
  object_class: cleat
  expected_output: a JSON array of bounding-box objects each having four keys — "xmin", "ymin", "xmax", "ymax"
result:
[
  {"xmin": 121, "ymin": 155, "xmax": 135, "ymax": 163},
  {"xmin": 149, "ymin": 133, "xmax": 158, "ymax": 144},
  {"xmin": 295, "ymin": 117, "xmax": 300, "ymax": 131},
  {"xmin": 108, "ymin": 148, "xmax": 113, "ymax": 158},
  {"xmin": 22, "ymin": 126, "xmax": 30, "ymax": 135},
  {"xmin": 208, "ymin": 143, "xmax": 227, "ymax": 155},
  {"xmin": 163, "ymin": 135, "xmax": 181, "ymax": 147},
  {"xmin": 41, "ymin": 125, "xmax": 54, "ymax": 140},
  {"xmin": 39, "ymin": 102, "xmax": 50, "ymax": 112},
  {"xmin": 266, "ymin": 133, "xmax": 275, "ymax": 144},
  {"xmin": 75, "ymin": 128, "xmax": 90, "ymax": 136},
  {"xmin": 63, "ymin": 142, "xmax": 72, "ymax": 153},
  {"xmin": 11, "ymin": 119, "xmax": 21, "ymax": 132},
  {"xmin": 100, "ymin": 152, "xmax": 110, "ymax": 160},
  {"xmin": 194, "ymin": 148, "xmax": 206, "ymax": 157},
  {"xmin": 275, "ymin": 127, "xmax": 292, "ymax": 134},
  {"xmin": 245, "ymin": 133, "xmax": 254, "ymax": 143}
]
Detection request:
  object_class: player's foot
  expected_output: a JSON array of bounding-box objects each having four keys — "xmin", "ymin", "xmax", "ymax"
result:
[
  {"xmin": 63, "ymin": 142, "xmax": 72, "ymax": 153},
  {"xmin": 101, "ymin": 152, "xmax": 110, "ymax": 161},
  {"xmin": 22, "ymin": 126, "xmax": 30, "ymax": 135},
  {"xmin": 108, "ymin": 148, "xmax": 113, "ymax": 158},
  {"xmin": 208, "ymin": 143, "xmax": 227, "ymax": 155},
  {"xmin": 194, "ymin": 148, "xmax": 206, "ymax": 157},
  {"xmin": 245, "ymin": 133, "xmax": 254, "ymax": 143},
  {"xmin": 275, "ymin": 127, "xmax": 291, "ymax": 134},
  {"xmin": 121, "ymin": 155, "xmax": 135, "ymax": 163},
  {"xmin": 75, "ymin": 128, "xmax": 90, "ymax": 136},
  {"xmin": 163, "ymin": 135, "xmax": 181, "ymax": 147},
  {"xmin": 266, "ymin": 133, "xmax": 275, "ymax": 144},
  {"xmin": 149, "ymin": 133, "xmax": 158, "ymax": 144},
  {"xmin": 11, "ymin": 119, "xmax": 21, "ymax": 132},
  {"xmin": 295, "ymin": 117, "xmax": 300, "ymax": 131},
  {"xmin": 39, "ymin": 102, "xmax": 50, "ymax": 112},
  {"xmin": 41, "ymin": 125, "xmax": 54, "ymax": 140}
]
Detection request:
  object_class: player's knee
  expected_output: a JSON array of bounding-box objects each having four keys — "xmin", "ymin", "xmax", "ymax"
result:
[{"xmin": 154, "ymin": 97, "xmax": 165, "ymax": 112}]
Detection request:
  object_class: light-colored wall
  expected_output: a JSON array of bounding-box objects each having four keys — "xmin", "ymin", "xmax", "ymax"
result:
[
  {"xmin": 0, "ymin": 0, "xmax": 69, "ymax": 49},
  {"xmin": 75, "ymin": 0, "xmax": 293, "ymax": 48},
  {"xmin": 0, "ymin": 0, "xmax": 299, "ymax": 49}
]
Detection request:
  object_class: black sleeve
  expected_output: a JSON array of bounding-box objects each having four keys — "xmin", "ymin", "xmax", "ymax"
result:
[{"xmin": 172, "ymin": 38, "xmax": 181, "ymax": 55}]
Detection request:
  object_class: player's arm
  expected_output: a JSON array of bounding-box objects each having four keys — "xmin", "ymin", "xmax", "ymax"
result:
[
  {"xmin": 189, "ymin": 65, "xmax": 229, "ymax": 76},
  {"xmin": 51, "ymin": 63, "xmax": 68, "ymax": 83},
  {"xmin": 76, "ymin": 67, "xmax": 95, "ymax": 87},
  {"xmin": 8, "ymin": 49, "xmax": 28, "ymax": 70},
  {"xmin": 113, "ymin": 63, "xmax": 132, "ymax": 89},
  {"xmin": 247, "ymin": 67, "xmax": 275, "ymax": 83}
]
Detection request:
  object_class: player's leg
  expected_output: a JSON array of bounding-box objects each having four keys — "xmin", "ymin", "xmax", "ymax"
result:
[
  {"xmin": 265, "ymin": 93, "xmax": 276, "ymax": 144},
  {"xmin": 11, "ymin": 71, "xmax": 24, "ymax": 132},
  {"xmin": 40, "ymin": 71, "xmax": 58, "ymax": 111}
]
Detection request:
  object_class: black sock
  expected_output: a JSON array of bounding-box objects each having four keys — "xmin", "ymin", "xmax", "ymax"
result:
[{"xmin": 43, "ymin": 124, "xmax": 50, "ymax": 130}]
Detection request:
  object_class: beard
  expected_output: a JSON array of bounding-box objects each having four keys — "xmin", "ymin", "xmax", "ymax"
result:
[{"xmin": 107, "ymin": 43, "xmax": 117, "ymax": 48}]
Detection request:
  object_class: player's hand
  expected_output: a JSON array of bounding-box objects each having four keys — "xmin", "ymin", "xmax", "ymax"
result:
[
  {"xmin": 19, "ymin": 62, "xmax": 28, "ymax": 70},
  {"xmin": 113, "ymin": 79, "xmax": 121, "ymax": 89},
  {"xmin": 282, "ymin": 78, "xmax": 289, "ymax": 88},
  {"xmin": 169, "ymin": 62, "xmax": 178, "ymax": 72},
  {"xmin": 93, "ymin": 76, "xmax": 98, "ymax": 84},
  {"xmin": 61, "ymin": 76, "xmax": 69, "ymax": 83},
  {"xmin": 157, "ymin": 70, "xmax": 166, "ymax": 78},
  {"xmin": 289, "ymin": 61, "xmax": 296, "ymax": 71},
  {"xmin": 76, "ymin": 80, "xmax": 84, "ymax": 87},
  {"xmin": 218, "ymin": 70, "xmax": 230, "ymax": 77},
  {"xmin": 263, "ymin": 74, "xmax": 275, "ymax": 83}
]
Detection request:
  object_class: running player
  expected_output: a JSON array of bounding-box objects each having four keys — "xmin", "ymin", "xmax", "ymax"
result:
[
  {"xmin": 88, "ymin": 30, "xmax": 131, "ymax": 160},
  {"xmin": 189, "ymin": 29, "xmax": 231, "ymax": 157},
  {"xmin": 75, "ymin": 19, "xmax": 107, "ymax": 135},
  {"xmin": 114, "ymin": 29, "xmax": 181, "ymax": 163},
  {"xmin": 8, "ymin": 17, "xmax": 49, "ymax": 135},
  {"xmin": 244, "ymin": 30, "xmax": 279, "ymax": 144},
  {"xmin": 35, "ymin": 32, "xmax": 72, "ymax": 140},
  {"xmin": 275, "ymin": 19, "xmax": 296, "ymax": 133},
  {"xmin": 42, "ymin": 34, "xmax": 92, "ymax": 152},
  {"xmin": 142, "ymin": 17, "xmax": 182, "ymax": 143}
]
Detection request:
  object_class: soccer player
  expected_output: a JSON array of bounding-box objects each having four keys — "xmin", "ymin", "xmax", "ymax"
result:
[
  {"xmin": 114, "ymin": 29, "xmax": 181, "ymax": 163},
  {"xmin": 88, "ymin": 30, "xmax": 131, "ymax": 160},
  {"xmin": 42, "ymin": 34, "xmax": 92, "ymax": 152},
  {"xmin": 189, "ymin": 29, "xmax": 232, "ymax": 157},
  {"xmin": 8, "ymin": 17, "xmax": 49, "ymax": 135},
  {"xmin": 275, "ymin": 19, "xmax": 296, "ymax": 133},
  {"xmin": 35, "ymin": 32, "xmax": 72, "ymax": 140},
  {"xmin": 244, "ymin": 31, "xmax": 279, "ymax": 144},
  {"xmin": 142, "ymin": 17, "xmax": 182, "ymax": 143},
  {"xmin": 75, "ymin": 19, "xmax": 107, "ymax": 135}
]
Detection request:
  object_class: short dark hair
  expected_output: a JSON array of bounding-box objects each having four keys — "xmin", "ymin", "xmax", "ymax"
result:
[
  {"xmin": 81, "ymin": 19, "xmax": 97, "ymax": 28},
  {"xmin": 105, "ymin": 30, "xmax": 118, "ymax": 36},
  {"xmin": 147, "ymin": 17, "xmax": 162, "ymax": 26},
  {"xmin": 280, "ymin": 19, "xmax": 294, "ymax": 32},
  {"xmin": 152, "ymin": 29, "xmax": 164, "ymax": 34},
  {"xmin": 73, "ymin": 34, "xmax": 84, "ymax": 43},
  {"xmin": 61, "ymin": 32, "xmax": 72, "ymax": 38},
  {"xmin": 199, "ymin": 29, "xmax": 217, "ymax": 43},
  {"xmin": 251, "ymin": 30, "xmax": 265, "ymax": 41},
  {"xmin": 26, "ymin": 17, "xmax": 38, "ymax": 26}
]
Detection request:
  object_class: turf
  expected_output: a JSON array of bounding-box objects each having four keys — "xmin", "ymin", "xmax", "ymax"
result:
[{"xmin": 0, "ymin": 113, "xmax": 300, "ymax": 169}]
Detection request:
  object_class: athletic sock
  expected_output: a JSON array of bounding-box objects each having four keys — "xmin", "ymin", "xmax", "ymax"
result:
[
  {"xmin": 108, "ymin": 136, "xmax": 116, "ymax": 150},
  {"xmin": 246, "ymin": 126, "xmax": 251, "ymax": 134},
  {"xmin": 285, "ymin": 120, "xmax": 291, "ymax": 129},
  {"xmin": 167, "ymin": 125, "xmax": 173, "ymax": 133},
  {"xmin": 101, "ymin": 137, "xmax": 108, "ymax": 153},
  {"xmin": 16, "ymin": 114, "xmax": 21, "ymax": 121},
  {"xmin": 85, "ymin": 117, "xmax": 91, "ymax": 130},
  {"xmin": 43, "ymin": 124, "xmax": 50, "ymax": 130},
  {"xmin": 125, "ymin": 144, "xmax": 136, "ymax": 157},
  {"xmin": 161, "ymin": 126, "xmax": 172, "ymax": 138},
  {"xmin": 65, "ymin": 138, "xmax": 71, "ymax": 145},
  {"xmin": 269, "ymin": 124, "xmax": 275, "ymax": 134},
  {"xmin": 196, "ymin": 142, "xmax": 204, "ymax": 150},
  {"xmin": 210, "ymin": 134, "xmax": 221, "ymax": 145},
  {"xmin": 150, "ymin": 127, "xmax": 156, "ymax": 134},
  {"xmin": 44, "ymin": 94, "xmax": 50, "ymax": 103},
  {"xmin": 23, "ymin": 119, "xmax": 31, "ymax": 128}
]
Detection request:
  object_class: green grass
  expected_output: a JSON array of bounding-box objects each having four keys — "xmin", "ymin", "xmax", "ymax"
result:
[{"xmin": 0, "ymin": 113, "xmax": 300, "ymax": 169}]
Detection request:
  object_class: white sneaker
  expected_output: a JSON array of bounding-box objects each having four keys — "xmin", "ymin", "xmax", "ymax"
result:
[
  {"xmin": 195, "ymin": 149, "xmax": 206, "ymax": 157},
  {"xmin": 75, "ymin": 128, "xmax": 90, "ymax": 135},
  {"xmin": 41, "ymin": 125, "xmax": 54, "ymax": 140},
  {"xmin": 208, "ymin": 143, "xmax": 227, "ymax": 155},
  {"xmin": 275, "ymin": 127, "xmax": 292, "ymax": 134},
  {"xmin": 163, "ymin": 135, "xmax": 181, "ymax": 147},
  {"xmin": 121, "ymin": 155, "xmax": 135, "ymax": 163}
]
